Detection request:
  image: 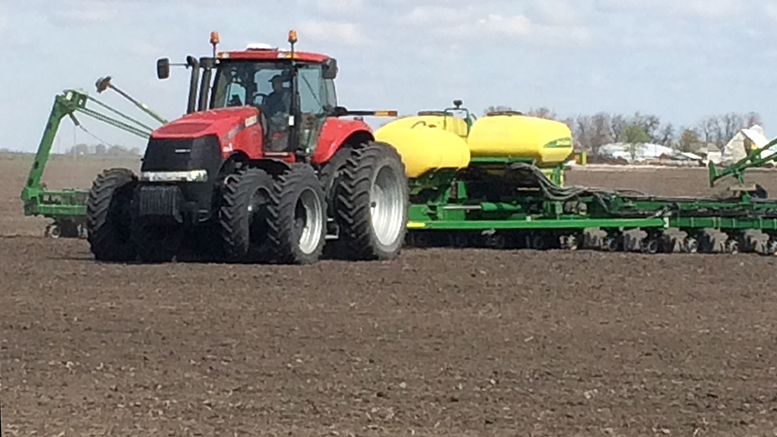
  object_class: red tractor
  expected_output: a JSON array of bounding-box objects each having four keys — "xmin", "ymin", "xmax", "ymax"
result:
[{"xmin": 86, "ymin": 31, "xmax": 409, "ymax": 264}]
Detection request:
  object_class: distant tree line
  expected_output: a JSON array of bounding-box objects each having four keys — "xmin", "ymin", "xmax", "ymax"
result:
[
  {"xmin": 64, "ymin": 143, "xmax": 141, "ymax": 158},
  {"xmin": 484, "ymin": 105, "xmax": 762, "ymax": 156}
]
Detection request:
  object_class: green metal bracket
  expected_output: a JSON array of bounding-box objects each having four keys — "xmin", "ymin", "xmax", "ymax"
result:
[
  {"xmin": 709, "ymin": 137, "xmax": 777, "ymax": 187},
  {"xmin": 19, "ymin": 87, "xmax": 165, "ymax": 235}
]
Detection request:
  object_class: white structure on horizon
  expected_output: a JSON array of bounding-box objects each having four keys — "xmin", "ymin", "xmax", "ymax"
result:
[
  {"xmin": 720, "ymin": 125, "xmax": 773, "ymax": 165},
  {"xmin": 598, "ymin": 142, "xmax": 700, "ymax": 163}
]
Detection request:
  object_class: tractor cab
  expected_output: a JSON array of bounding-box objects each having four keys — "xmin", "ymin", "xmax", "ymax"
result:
[
  {"xmin": 155, "ymin": 30, "xmax": 340, "ymax": 160},
  {"xmin": 209, "ymin": 53, "xmax": 338, "ymax": 154}
]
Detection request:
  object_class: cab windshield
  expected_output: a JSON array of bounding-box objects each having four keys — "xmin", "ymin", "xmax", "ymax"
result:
[
  {"xmin": 211, "ymin": 61, "xmax": 290, "ymax": 110},
  {"xmin": 211, "ymin": 60, "xmax": 335, "ymax": 114}
]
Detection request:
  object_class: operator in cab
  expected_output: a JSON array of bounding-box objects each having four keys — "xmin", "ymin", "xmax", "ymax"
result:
[
  {"xmin": 263, "ymin": 74, "xmax": 292, "ymax": 151},
  {"xmin": 265, "ymin": 74, "xmax": 290, "ymax": 118}
]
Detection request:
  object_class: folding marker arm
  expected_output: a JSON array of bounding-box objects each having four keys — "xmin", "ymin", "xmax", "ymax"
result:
[{"xmin": 709, "ymin": 137, "xmax": 777, "ymax": 187}]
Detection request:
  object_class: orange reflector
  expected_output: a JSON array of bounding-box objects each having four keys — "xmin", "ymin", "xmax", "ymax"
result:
[
  {"xmin": 210, "ymin": 31, "xmax": 220, "ymax": 45},
  {"xmin": 374, "ymin": 111, "xmax": 398, "ymax": 117}
]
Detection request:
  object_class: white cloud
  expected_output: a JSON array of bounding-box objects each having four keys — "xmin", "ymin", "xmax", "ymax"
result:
[
  {"xmin": 0, "ymin": 4, "xmax": 8, "ymax": 39},
  {"xmin": 315, "ymin": 0, "xmax": 364, "ymax": 16},
  {"xmin": 480, "ymin": 14, "xmax": 532, "ymax": 37},
  {"xmin": 299, "ymin": 21, "xmax": 369, "ymax": 46},
  {"xmin": 526, "ymin": 0, "xmax": 582, "ymax": 26},
  {"xmin": 47, "ymin": 0, "xmax": 117, "ymax": 26},
  {"xmin": 123, "ymin": 39, "xmax": 167, "ymax": 59},
  {"xmin": 595, "ymin": 0, "xmax": 744, "ymax": 20},
  {"xmin": 767, "ymin": 3, "xmax": 777, "ymax": 22},
  {"xmin": 406, "ymin": 6, "xmax": 470, "ymax": 26}
]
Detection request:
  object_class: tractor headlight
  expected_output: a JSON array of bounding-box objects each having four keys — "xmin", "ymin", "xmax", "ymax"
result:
[{"xmin": 140, "ymin": 170, "xmax": 208, "ymax": 183}]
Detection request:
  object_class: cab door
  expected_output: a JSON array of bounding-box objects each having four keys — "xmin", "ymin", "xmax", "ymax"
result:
[{"xmin": 295, "ymin": 65, "xmax": 330, "ymax": 155}]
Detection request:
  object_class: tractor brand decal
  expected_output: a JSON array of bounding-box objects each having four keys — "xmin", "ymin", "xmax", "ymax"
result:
[
  {"xmin": 224, "ymin": 125, "xmax": 241, "ymax": 141},
  {"xmin": 223, "ymin": 115, "xmax": 259, "ymax": 143},
  {"xmin": 543, "ymin": 137, "xmax": 573, "ymax": 149}
]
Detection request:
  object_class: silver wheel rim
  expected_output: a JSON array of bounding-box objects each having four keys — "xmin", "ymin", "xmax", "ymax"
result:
[
  {"xmin": 296, "ymin": 188, "xmax": 323, "ymax": 255},
  {"xmin": 370, "ymin": 165, "xmax": 404, "ymax": 247}
]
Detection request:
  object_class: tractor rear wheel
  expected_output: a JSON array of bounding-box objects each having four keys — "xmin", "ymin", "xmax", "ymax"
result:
[
  {"xmin": 266, "ymin": 164, "xmax": 327, "ymax": 264},
  {"xmin": 319, "ymin": 146, "xmax": 355, "ymax": 258},
  {"xmin": 86, "ymin": 168, "xmax": 137, "ymax": 262},
  {"xmin": 219, "ymin": 167, "xmax": 274, "ymax": 262},
  {"xmin": 334, "ymin": 141, "xmax": 409, "ymax": 260}
]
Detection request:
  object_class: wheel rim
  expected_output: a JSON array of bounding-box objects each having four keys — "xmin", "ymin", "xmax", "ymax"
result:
[
  {"xmin": 295, "ymin": 188, "xmax": 324, "ymax": 255},
  {"xmin": 370, "ymin": 165, "xmax": 405, "ymax": 247}
]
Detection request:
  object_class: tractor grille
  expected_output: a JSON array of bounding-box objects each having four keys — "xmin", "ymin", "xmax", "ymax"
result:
[
  {"xmin": 138, "ymin": 186, "xmax": 183, "ymax": 219},
  {"xmin": 141, "ymin": 135, "xmax": 222, "ymax": 176}
]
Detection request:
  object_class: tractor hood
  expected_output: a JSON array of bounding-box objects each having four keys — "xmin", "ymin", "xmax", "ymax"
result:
[{"xmin": 151, "ymin": 107, "xmax": 261, "ymax": 142}]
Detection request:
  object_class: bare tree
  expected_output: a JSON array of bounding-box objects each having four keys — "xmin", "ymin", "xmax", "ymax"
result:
[
  {"xmin": 630, "ymin": 112, "xmax": 661, "ymax": 143},
  {"xmin": 697, "ymin": 112, "xmax": 762, "ymax": 147},
  {"xmin": 559, "ymin": 110, "xmax": 762, "ymax": 154},
  {"xmin": 698, "ymin": 116, "xmax": 722, "ymax": 147},
  {"xmin": 658, "ymin": 123, "xmax": 675, "ymax": 148},
  {"xmin": 746, "ymin": 111, "xmax": 762, "ymax": 127},
  {"xmin": 610, "ymin": 114, "xmax": 627, "ymax": 143},
  {"xmin": 526, "ymin": 107, "xmax": 557, "ymax": 120},
  {"xmin": 591, "ymin": 113, "xmax": 613, "ymax": 153},
  {"xmin": 484, "ymin": 105, "xmax": 514, "ymax": 115},
  {"xmin": 721, "ymin": 113, "xmax": 744, "ymax": 143},
  {"xmin": 574, "ymin": 115, "xmax": 593, "ymax": 153}
]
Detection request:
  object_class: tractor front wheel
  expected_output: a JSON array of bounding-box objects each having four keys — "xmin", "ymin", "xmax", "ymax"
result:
[
  {"xmin": 334, "ymin": 141, "xmax": 409, "ymax": 260},
  {"xmin": 86, "ymin": 168, "xmax": 137, "ymax": 262}
]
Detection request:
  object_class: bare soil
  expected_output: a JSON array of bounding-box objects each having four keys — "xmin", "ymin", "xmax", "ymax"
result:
[{"xmin": 3, "ymin": 158, "xmax": 777, "ymax": 436}]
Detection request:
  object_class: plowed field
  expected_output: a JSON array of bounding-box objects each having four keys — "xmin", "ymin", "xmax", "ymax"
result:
[{"xmin": 3, "ymin": 156, "xmax": 777, "ymax": 436}]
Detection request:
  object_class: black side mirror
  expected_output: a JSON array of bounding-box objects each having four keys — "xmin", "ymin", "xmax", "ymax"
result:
[
  {"xmin": 157, "ymin": 58, "xmax": 170, "ymax": 80},
  {"xmin": 323, "ymin": 58, "xmax": 338, "ymax": 79}
]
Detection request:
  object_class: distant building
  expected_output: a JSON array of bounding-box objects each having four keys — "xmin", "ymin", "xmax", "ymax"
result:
[
  {"xmin": 599, "ymin": 142, "xmax": 678, "ymax": 163},
  {"xmin": 705, "ymin": 143, "xmax": 723, "ymax": 165},
  {"xmin": 721, "ymin": 125, "xmax": 772, "ymax": 165}
]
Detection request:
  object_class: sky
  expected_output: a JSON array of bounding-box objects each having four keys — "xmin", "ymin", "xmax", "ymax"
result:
[{"xmin": 2, "ymin": 0, "xmax": 777, "ymax": 153}]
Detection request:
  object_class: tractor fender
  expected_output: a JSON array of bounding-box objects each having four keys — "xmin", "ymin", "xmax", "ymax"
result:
[{"xmin": 311, "ymin": 118, "xmax": 374, "ymax": 165}]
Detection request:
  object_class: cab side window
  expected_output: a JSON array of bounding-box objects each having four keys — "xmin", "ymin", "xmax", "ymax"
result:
[{"xmin": 297, "ymin": 66, "xmax": 325, "ymax": 115}]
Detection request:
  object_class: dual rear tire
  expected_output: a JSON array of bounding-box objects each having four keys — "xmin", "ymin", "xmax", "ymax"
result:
[
  {"xmin": 218, "ymin": 141, "xmax": 409, "ymax": 265},
  {"xmin": 327, "ymin": 141, "xmax": 409, "ymax": 261},
  {"xmin": 219, "ymin": 164, "xmax": 327, "ymax": 265}
]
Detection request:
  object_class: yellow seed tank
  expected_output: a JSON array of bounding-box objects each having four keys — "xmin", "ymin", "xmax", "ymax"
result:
[
  {"xmin": 467, "ymin": 114, "xmax": 574, "ymax": 167},
  {"xmin": 375, "ymin": 111, "xmax": 574, "ymax": 179},
  {"xmin": 375, "ymin": 116, "xmax": 471, "ymax": 179}
]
